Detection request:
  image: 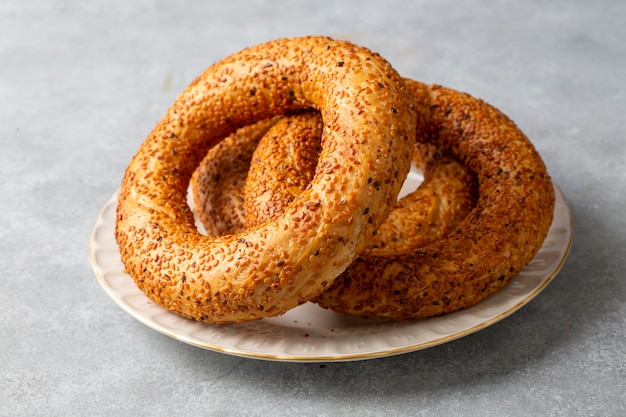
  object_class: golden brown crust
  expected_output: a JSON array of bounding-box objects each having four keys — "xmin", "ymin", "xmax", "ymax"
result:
[
  {"xmin": 115, "ymin": 36, "xmax": 416, "ymax": 323},
  {"xmin": 190, "ymin": 118, "xmax": 277, "ymax": 236},
  {"xmin": 315, "ymin": 82, "xmax": 555, "ymax": 318},
  {"xmin": 244, "ymin": 112, "xmax": 323, "ymax": 228},
  {"xmin": 197, "ymin": 79, "xmax": 554, "ymax": 319},
  {"xmin": 230, "ymin": 109, "xmax": 477, "ymax": 253},
  {"xmin": 362, "ymin": 150, "xmax": 477, "ymax": 257},
  {"xmin": 191, "ymin": 83, "xmax": 481, "ymax": 319}
]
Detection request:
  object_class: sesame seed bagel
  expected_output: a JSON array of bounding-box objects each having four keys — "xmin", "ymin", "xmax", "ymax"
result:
[
  {"xmin": 199, "ymin": 79, "xmax": 554, "ymax": 319},
  {"xmin": 115, "ymin": 36, "xmax": 416, "ymax": 323},
  {"xmin": 190, "ymin": 118, "xmax": 278, "ymax": 237},
  {"xmin": 244, "ymin": 112, "xmax": 324, "ymax": 229},
  {"xmin": 191, "ymin": 109, "xmax": 476, "ymax": 253},
  {"xmin": 316, "ymin": 82, "xmax": 554, "ymax": 318}
]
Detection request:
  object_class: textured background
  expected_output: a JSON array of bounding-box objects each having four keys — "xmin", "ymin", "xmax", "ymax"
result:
[{"xmin": 1, "ymin": 1, "xmax": 624, "ymax": 416}]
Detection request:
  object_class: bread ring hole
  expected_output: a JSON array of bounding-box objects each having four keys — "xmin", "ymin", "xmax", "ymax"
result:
[{"xmin": 398, "ymin": 168, "xmax": 424, "ymax": 200}]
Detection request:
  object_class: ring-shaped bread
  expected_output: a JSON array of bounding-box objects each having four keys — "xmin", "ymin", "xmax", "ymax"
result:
[
  {"xmin": 115, "ymin": 36, "xmax": 416, "ymax": 323},
  {"xmin": 190, "ymin": 118, "xmax": 278, "ymax": 237},
  {"xmin": 243, "ymin": 111, "xmax": 477, "ymax": 255},
  {"xmin": 191, "ymin": 110, "xmax": 477, "ymax": 254},
  {"xmin": 315, "ymin": 81, "xmax": 555, "ymax": 318},
  {"xmin": 204, "ymin": 80, "xmax": 554, "ymax": 319}
]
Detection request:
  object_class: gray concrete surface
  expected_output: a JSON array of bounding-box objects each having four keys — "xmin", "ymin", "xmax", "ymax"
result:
[{"xmin": 1, "ymin": 1, "xmax": 624, "ymax": 416}]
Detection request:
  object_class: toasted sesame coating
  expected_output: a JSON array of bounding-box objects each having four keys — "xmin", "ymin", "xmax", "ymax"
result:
[
  {"xmin": 361, "ymin": 144, "xmax": 477, "ymax": 257},
  {"xmin": 316, "ymin": 82, "xmax": 555, "ymax": 318},
  {"xmin": 195, "ymin": 79, "xmax": 554, "ymax": 319},
  {"xmin": 115, "ymin": 36, "xmax": 416, "ymax": 323},
  {"xmin": 193, "ymin": 106, "xmax": 476, "ymax": 254},
  {"xmin": 190, "ymin": 118, "xmax": 278, "ymax": 236},
  {"xmin": 244, "ymin": 111, "xmax": 324, "ymax": 227}
]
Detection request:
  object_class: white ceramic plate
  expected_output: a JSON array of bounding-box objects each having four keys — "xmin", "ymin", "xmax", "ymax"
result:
[{"xmin": 89, "ymin": 172, "xmax": 572, "ymax": 362}]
